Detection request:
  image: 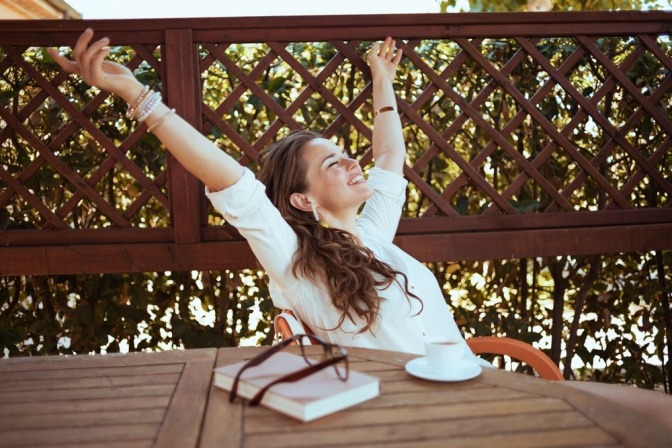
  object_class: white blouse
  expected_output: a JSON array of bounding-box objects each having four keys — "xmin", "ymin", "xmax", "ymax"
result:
[{"xmin": 206, "ymin": 167, "xmax": 473, "ymax": 357}]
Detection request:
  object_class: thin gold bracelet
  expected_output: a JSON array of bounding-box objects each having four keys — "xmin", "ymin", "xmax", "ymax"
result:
[
  {"xmin": 375, "ymin": 106, "xmax": 397, "ymax": 116},
  {"xmin": 147, "ymin": 108, "xmax": 176, "ymax": 133}
]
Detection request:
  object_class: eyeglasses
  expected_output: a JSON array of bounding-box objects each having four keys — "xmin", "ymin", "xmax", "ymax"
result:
[{"xmin": 228, "ymin": 334, "xmax": 349, "ymax": 406}]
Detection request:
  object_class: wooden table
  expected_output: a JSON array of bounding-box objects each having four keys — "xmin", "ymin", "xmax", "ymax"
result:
[{"xmin": 1, "ymin": 346, "xmax": 670, "ymax": 447}]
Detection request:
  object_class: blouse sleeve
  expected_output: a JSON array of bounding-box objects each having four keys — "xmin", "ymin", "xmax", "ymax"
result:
[
  {"xmin": 205, "ymin": 168, "xmax": 298, "ymax": 290},
  {"xmin": 357, "ymin": 167, "xmax": 408, "ymax": 243}
]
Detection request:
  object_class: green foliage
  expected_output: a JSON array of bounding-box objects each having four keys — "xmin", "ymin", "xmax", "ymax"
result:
[{"xmin": 0, "ymin": 271, "xmax": 273, "ymax": 355}]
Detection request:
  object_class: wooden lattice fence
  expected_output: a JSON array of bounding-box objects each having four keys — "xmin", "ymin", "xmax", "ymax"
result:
[{"xmin": 0, "ymin": 12, "xmax": 670, "ymax": 276}]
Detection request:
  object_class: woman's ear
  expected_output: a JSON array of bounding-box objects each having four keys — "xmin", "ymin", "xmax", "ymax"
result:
[{"xmin": 289, "ymin": 192, "xmax": 313, "ymax": 212}]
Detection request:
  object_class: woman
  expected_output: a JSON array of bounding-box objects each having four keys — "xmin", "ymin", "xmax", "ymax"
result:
[{"xmin": 49, "ymin": 28, "xmax": 469, "ymax": 356}]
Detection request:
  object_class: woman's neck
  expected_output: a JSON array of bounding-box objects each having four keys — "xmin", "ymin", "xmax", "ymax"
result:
[{"xmin": 322, "ymin": 208, "xmax": 361, "ymax": 239}]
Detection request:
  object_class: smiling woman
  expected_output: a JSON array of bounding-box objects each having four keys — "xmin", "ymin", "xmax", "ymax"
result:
[
  {"xmin": 64, "ymin": 0, "xmax": 440, "ymax": 18},
  {"xmin": 45, "ymin": 29, "xmax": 484, "ymax": 363}
]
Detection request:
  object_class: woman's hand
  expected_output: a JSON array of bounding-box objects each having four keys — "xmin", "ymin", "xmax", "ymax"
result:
[
  {"xmin": 48, "ymin": 28, "xmax": 143, "ymax": 103},
  {"xmin": 367, "ymin": 37, "xmax": 403, "ymax": 83}
]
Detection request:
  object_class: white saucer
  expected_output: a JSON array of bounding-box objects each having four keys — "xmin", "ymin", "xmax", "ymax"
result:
[{"xmin": 405, "ymin": 357, "xmax": 482, "ymax": 382}]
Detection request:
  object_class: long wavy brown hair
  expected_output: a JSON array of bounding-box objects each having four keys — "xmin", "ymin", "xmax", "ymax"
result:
[{"xmin": 257, "ymin": 130, "xmax": 422, "ymax": 334}]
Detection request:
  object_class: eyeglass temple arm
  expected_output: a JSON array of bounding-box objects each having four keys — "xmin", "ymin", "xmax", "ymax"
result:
[
  {"xmin": 228, "ymin": 337, "xmax": 298, "ymax": 402},
  {"xmin": 248, "ymin": 356, "xmax": 344, "ymax": 406}
]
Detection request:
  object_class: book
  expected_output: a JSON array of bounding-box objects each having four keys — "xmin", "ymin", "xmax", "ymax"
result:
[{"xmin": 213, "ymin": 351, "xmax": 380, "ymax": 422}]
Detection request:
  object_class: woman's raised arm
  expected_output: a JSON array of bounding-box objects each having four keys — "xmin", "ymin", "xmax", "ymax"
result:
[
  {"xmin": 49, "ymin": 29, "xmax": 244, "ymax": 192},
  {"xmin": 367, "ymin": 37, "xmax": 404, "ymax": 176}
]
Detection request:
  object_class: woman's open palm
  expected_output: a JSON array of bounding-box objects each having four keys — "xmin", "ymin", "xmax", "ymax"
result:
[
  {"xmin": 367, "ymin": 37, "xmax": 402, "ymax": 83},
  {"xmin": 48, "ymin": 28, "xmax": 140, "ymax": 102}
]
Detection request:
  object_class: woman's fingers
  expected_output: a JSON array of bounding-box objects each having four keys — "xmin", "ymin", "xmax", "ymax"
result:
[
  {"xmin": 47, "ymin": 48, "xmax": 79, "ymax": 74},
  {"xmin": 90, "ymin": 47, "xmax": 111, "ymax": 84},
  {"xmin": 72, "ymin": 29, "xmax": 110, "ymax": 83},
  {"xmin": 370, "ymin": 37, "xmax": 400, "ymax": 63},
  {"xmin": 392, "ymin": 47, "xmax": 403, "ymax": 65},
  {"xmin": 73, "ymin": 28, "xmax": 93, "ymax": 76}
]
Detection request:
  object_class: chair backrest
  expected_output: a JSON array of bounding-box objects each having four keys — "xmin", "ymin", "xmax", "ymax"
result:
[
  {"xmin": 274, "ymin": 309, "xmax": 563, "ymax": 381},
  {"xmin": 274, "ymin": 309, "xmax": 317, "ymax": 345},
  {"xmin": 467, "ymin": 336, "xmax": 564, "ymax": 381}
]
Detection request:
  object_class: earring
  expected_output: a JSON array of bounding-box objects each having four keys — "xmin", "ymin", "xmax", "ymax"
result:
[{"xmin": 311, "ymin": 203, "xmax": 320, "ymax": 222}]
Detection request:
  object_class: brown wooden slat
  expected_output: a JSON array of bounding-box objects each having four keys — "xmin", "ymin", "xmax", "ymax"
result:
[
  {"xmin": 396, "ymin": 208, "xmax": 672, "ymax": 234},
  {"xmin": 198, "ymin": 349, "xmax": 246, "ymax": 448},
  {"xmin": 243, "ymin": 410, "xmax": 596, "ymax": 448},
  {"xmin": 395, "ymin": 223, "xmax": 672, "ymax": 263},
  {"xmin": 0, "ymin": 395, "xmax": 171, "ymax": 417},
  {"xmin": 0, "ymin": 423, "xmax": 159, "ymax": 447},
  {"xmin": 0, "ymin": 408, "xmax": 165, "ymax": 431},
  {"xmin": 1, "ymin": 222, "xmax": 670, "ymax": 275},
  {"xmin": 357, "ymin": 428, "xmax": 620, "ymax": 448},
  {"xmin": 0, "ymin": 383, "xmax": 176, "ymax": 404},
  {"xmin": 164, "ymin": 28, "xmax": 203, "ymax": 244},
  {"xmin": 0, "ymin": 363, "xmax": 183, "ymax": 380},
  {"xmin": 245, "ymin": 397, "xmax": 573, "ymax": 434},
  {"xmin": 0, "ymin": 372, "xmax": 180, "ymax": 392},
  {"xmin": 153, "ymin": 348, "xmax": 216, "ymax": 448}
]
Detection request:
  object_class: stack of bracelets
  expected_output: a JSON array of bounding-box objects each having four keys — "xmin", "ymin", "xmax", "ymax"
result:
[{"xmin": 126, "ymin": 86, "xmax": 176, "ymax": 133}]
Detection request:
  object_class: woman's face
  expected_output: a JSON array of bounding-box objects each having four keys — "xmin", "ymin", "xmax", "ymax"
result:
[{"xmin": 300, "ymin": 138, "xmax": 373, "ymax": 217}]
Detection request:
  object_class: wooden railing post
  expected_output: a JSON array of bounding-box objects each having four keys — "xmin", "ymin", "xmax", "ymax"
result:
[{"xmin": 163, "ymin": 28, "xmax": 203, "ymax": 244}]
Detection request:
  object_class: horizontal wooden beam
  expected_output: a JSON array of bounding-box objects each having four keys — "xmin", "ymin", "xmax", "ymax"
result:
[
  {"xmin": 0, "ymin": 11, "xmax": 670, "ymax": 45},
  {"xmin": 395, "ymin": 223, "xmax": 672, "ymax": 263},
  {"xmin": 2, "ymin": 223, "xmax": 670, "ymax": 276}
]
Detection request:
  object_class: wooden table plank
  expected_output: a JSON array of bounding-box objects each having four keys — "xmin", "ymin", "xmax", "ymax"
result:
[
  {"xmin": 245, "ymin": 396, "xmax": 574, "ymax": 433},
  {"xmin": 198, "ymin": 347, "xmax": 254, "ymax": 447},
  {"xmin": 0, "ymin": 348, "xmax": 217, "ymax": 448},
  {"xmin": 154, "ymin": 350, "xmax": 216, "ymax": 448},
  {"xmin": 0, "ymin": 372, "xmax": 181, "ymax": 393},
  {"xmin": 358, "ymin": 428, "xmax": 622, "ymax": 448},
  {"xmin": 244, "ymin": 410, "xmax": 600, "ymax": 448},
  {"xmin": 1, "ymin": 408, "xmax": 166, "ymax": 431},
  {"xmin": 0, "ymin": 363, "xmax": 183, "ymax": 381},
  {"xmin": 0, "ymin": 395, "xmax": 172, "ymax": 417}
]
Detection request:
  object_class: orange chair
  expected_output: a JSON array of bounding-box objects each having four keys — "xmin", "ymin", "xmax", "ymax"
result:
[
  {"xmin": 274, "ymin": 309, "xmax": 317, "ymax": 344},
  {"xmin": 466, "ymin": 336, "xmax": 564, "ymax": 381},
  {"xmin": 273, "ymin": 309, "xmax": 563, "ymax": 381}
]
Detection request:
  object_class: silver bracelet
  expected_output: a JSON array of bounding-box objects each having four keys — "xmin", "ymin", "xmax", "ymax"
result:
[{"xmin": 147, "ymin": 108, "xmax": 176, "ymax": 133}]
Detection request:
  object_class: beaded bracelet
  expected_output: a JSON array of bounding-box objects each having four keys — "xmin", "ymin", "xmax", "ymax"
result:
[
  {"xmin": 136, "ymin": 92, "xmax": 162, "ymax": 122},
  {"xmin": 125, "ymin": 86, "xmax": 150, "ymax": 119},
  {"xmin": 147, "ymin": 108, "xmax": 176, "ymax": 133},
  {"xmin": 375, "ymin": 106, "xmax": 397, "ymax": 116}
]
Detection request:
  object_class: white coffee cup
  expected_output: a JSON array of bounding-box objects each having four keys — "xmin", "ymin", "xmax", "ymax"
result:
[{"xmin": 425, "ymin": 339, "xmax": 466, "ymax": 373}]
